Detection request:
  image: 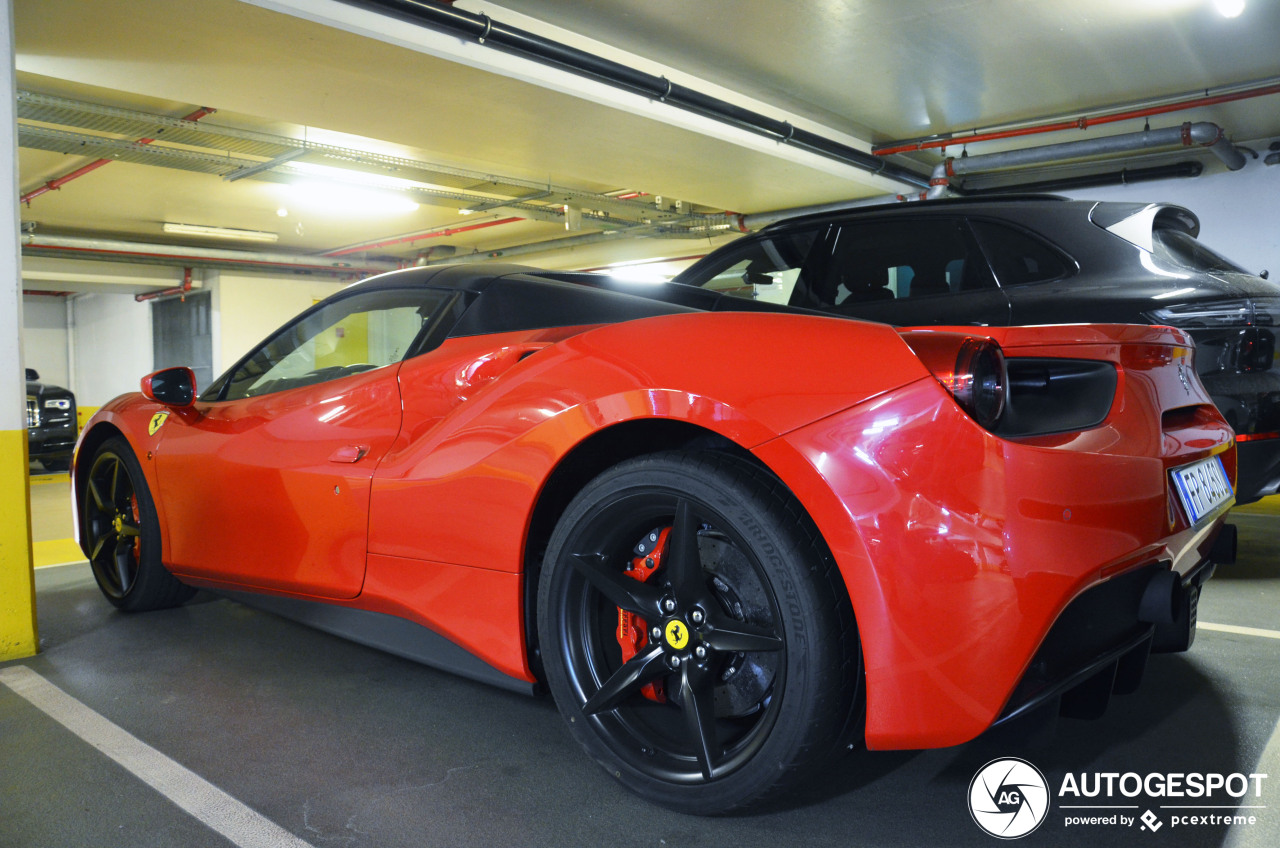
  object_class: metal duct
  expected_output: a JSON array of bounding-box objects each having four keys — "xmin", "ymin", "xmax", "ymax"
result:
[
  {"xmin": 965, "ymin": 161, "xmax": 1204, "ymax": 196},
  {"xmin": 419, "ymin": 232, "xmax": 635, "ymax": 265},
  {"xmin": 928, "ymin": 122, "xmax": 1244, "ymax": 197},
  {"xmin": 340, "ymin": 0, "xmax": 929, "ymax": 189},
  {"xmin": 21, "ymin": 234, "xmax": 398, "ymax": 277}
]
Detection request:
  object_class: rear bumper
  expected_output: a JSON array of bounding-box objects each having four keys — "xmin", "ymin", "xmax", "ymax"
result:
[
  {"xmin": 992, "ymin": 553, "xmax": 1219, "ymax": 729},
  {"xmin": 758, "ymin": 362, "xmax": 1234, "ymax": 750}
]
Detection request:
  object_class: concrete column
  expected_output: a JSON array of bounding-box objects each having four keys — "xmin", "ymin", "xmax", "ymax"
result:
[{"xmin": 0, "ymin": 0, "xmax": 39, "ymax": 661}]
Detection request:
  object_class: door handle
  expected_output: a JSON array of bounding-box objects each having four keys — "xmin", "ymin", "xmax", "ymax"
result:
[{"xmin": 328, "ymin": 445, "xmax": 369, "ymax": 463}]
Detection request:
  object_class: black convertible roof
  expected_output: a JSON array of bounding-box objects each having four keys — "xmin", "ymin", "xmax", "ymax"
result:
[{"xmin": 346, "ymin": 263, "xmax": 814, "ymax": 338}]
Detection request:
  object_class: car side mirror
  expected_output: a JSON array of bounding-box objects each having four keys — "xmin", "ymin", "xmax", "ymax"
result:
[
  {"xmin": 141, "ymin": 366, "xmax": 197, "ymax": 408},
  {"xmin": 25, "ymin": 367, "xmax": 38, "ymax": 381}
]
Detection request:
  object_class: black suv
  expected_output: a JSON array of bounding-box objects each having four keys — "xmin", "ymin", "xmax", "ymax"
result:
[
  {"xmin": 26, "ymin": 367, "xmax": 77, "ymax": 472},
  {"xmin": 674, "ymin": 195, "xmax": 1280, "ymax": 503}
]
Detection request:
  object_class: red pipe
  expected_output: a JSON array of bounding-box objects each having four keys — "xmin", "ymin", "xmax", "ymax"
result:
[
  {"xmin": 323, "ymin": 216, "xmax": 524, "ymax": 257},
  {"xmin": 21, "ymin": 106, "xmax": 216, "ymax": 204},
  {"xmin": 873, "ymin": 82, "xmax": 1280, "ymax": 157},
  {"xmin": 136, "ymin": 267, "xmax": 195, "ymax": 303}
]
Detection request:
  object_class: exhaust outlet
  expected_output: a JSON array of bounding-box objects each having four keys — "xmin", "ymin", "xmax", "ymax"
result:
[
  {"xmin": 1138, "ymin": 570, "xmax": 1182, "ymax": 625},
  {"xmin": 1211, "ymin": 523, "xmax": 1237, "ymax": 565}
]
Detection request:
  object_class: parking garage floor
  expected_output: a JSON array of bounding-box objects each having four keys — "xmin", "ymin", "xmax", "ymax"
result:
[{"xmin": 3, "ymin": 475, "xmax": 1278, "ymax": 848}]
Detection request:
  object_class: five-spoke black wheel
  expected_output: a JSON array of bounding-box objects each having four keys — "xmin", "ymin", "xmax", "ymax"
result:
[
  {"xmin": 539, "ymin": 451, "xmax": 861, "ymax": 813},
  {"xmin": 83, "ymin": 437, "xmax": 194, "ymax": 611}
]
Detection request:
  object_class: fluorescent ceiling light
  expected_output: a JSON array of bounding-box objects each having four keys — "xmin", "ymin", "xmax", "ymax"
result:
[
  {"xmin": 162, "ymin": 223, "xmax": 279, "ymax": 242},
  {"xmin": 289, "ymin": 161, "xmax": 424, "ymax": 191},
  {"xmin": 1215, "ymin": 0, "xmax": 1245, "ymax": 17},
  {"xmin": 287, "ymin": 181, "xmax": 420, "ymax": 215}
]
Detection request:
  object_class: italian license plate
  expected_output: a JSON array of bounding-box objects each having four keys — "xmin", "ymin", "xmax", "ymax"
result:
[{"xmin": 1170, "ymin": 456, "xmax": 1233, "ymax": 525}]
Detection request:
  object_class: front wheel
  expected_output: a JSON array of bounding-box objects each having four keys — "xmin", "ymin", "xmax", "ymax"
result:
[
  {"xmin": 83, "ymin": 436, "xmax": 195, "ymax": 611},
  {"xmin": 537, "ymin": 451, "xmax": 861, "ymax": 813}
]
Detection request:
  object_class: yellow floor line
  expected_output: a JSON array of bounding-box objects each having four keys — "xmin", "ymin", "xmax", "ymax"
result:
[
  {"xmin": 29, "ymin": 472, "xmax": 71, "ymax": 486},
  {"xmin": 33, "ymin": 539, "xmax": 85, "ymax": 568},
  {"xmin": 1232, "ymin": 495, "xmax": 1280, "ymax": 516}
]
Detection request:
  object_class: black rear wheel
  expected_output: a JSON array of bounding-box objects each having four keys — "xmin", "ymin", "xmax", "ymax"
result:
[
  {"xmin": 538, "ymin": 451, "xmax": 861, "ymax": 813},
  {"xmin": 83, "ymin": 436, "xmax": 194, "ymax": 611}
]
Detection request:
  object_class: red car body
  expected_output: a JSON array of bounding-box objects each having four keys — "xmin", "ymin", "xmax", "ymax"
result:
[{"xmin": 73, "ymin": 265, "xmax": 1236, "ymax": 808}]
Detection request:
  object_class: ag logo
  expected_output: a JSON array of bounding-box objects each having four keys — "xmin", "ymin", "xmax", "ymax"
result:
[
  {"xmin": 148, "ymin": 411, "xmax": 170, "ymax": 435},
  {"xmin": 969, "ymin": 757, "xmax": 1050, "ymax": 839},
  {"xmin": 664, "ymin": 619, "xmax": 689, "ymax": 650}
]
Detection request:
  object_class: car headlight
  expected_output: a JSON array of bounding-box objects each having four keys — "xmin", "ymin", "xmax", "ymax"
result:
[{"xmin": 44, "ymin": 398, "xmax": 72, "ymax": 410}]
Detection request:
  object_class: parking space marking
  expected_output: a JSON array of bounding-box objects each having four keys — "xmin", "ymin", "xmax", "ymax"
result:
[
  {"xmin": 33, "ymin": 538, "xmax": 86, "ymax": 568},
  {"xmin": 1199, "ymin": 622, "xmax": 1280, "ymax": 641},
  {"xmin": 0, "ymin": 665, "xmax": 314, "ymax": 848}
]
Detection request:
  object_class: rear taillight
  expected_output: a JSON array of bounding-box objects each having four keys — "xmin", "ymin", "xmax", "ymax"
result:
[
  {"xmin": 1146, "ymin": 298, "xmax": 1279, "ymax": 373},
  {"xmin": 901, "ymin": 332, "xmax": 1006, "ymax": 429}
]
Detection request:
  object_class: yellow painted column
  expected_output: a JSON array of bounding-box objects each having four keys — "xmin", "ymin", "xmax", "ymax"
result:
[{"xmin": 0, "ymin": 0, "xmax": 39, "ymax": 661}]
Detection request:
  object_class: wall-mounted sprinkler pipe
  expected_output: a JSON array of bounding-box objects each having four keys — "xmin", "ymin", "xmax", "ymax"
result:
[
  {"xmin": 343, "ymin": 0, "xmax": 929, "ymax": 189},
  {"xmin": 927, "ymin": 122, "xmax": 1244, "ymax": 198},
  {"xmin": 135, "ymin": 267, "xmax": 195, "ymax": 303}
]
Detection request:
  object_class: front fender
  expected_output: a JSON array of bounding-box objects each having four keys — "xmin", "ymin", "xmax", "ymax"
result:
[{"xmin": 72, "ymin": 394, "xmax": 177, "ymax": 553}]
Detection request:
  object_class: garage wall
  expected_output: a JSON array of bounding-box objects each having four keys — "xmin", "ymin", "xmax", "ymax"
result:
[
  {"xmin": 210, "ymin": 272, "xmax": 349, "ymax": 374},
  {"xmin": 69, "ymin": 292, "xmax": 153, "ymax": 408},
  {"xmin": 21, "ymin": 295, "xmax": 69, "ymax": 389},
  {"xmin": 1061, "ymin": 138, "xmax": 1280, "ymax": 277}
]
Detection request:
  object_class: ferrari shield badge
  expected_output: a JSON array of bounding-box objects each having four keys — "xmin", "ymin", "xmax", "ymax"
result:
[{"xmin": 148, "ymin": 411, "xmax": 170, "ymax": 436}]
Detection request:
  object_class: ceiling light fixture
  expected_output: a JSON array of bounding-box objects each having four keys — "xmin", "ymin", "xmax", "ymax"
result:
[
  {"xmin": 162, "ymin": 223, "xmax": 279, "ymax": 242},
  {"xmin": 1215, "ymin": 0, "xmax": 1245, "ymax": 17},
  {"xmin": 287, "ymin": 181, "xmax": 420, "ymax": 215}
]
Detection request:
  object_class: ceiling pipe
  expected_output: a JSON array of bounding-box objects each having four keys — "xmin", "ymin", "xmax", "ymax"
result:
[
  {"xmin": 928, "ymin": 122, "xmax": 1243, "ymax": 198},
  {"xmin": 341, "ymin": 0, "xmax": 929, "ymax": 189},
  {"xmin": 20, "ymin": 106, "xmax": 216, "ymax": 205},
  {"xmin": 875, "ymin": 78, "xmax": 1280, "ymax": 157},
  {"xmin": 418, "ymin": 229, "xmax": 648, "ymax": 266},
  {"xmin": 966, "ymin": 161, "xmax": 1203, "ymax": 196},
  {"xmin": 21, "ymin": 234, "xmax": 398, "ymax": 277},
  {"xmin": 323, "ymin": 216, "xmax": 524, "ymax": 257},
  {"xmin": 135, "ymin": 267, "xmax": 195, "ymax": 303}
]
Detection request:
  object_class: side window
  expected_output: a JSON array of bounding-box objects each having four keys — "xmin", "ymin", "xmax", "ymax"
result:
[
  {"xmin": 220, "ymin": 288, "xmax": 453, "ymax": 401},
  {"xmin": 690, "ymin": 229, "xmax": 821, "ymax": 306},
  {"xmin": 970, "ymin": 220, "xmax": 1073, "ymax": 286},
  {"xmin": 807, "ymin": 218, "xmax": 996, "ymax": 311}
]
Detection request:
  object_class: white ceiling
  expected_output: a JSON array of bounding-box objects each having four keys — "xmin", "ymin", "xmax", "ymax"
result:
[{"xmin": 13, "ymin": 0, "xmax": 1280, "ymax": 283}]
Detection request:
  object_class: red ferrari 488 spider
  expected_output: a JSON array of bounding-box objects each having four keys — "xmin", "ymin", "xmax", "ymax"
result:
[{"xmin": 73, "ymin": 265, "xmax": 1236, "ymax": 812}]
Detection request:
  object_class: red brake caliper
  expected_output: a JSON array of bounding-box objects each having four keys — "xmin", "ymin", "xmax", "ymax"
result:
[
  {"xmin": 130, "ymin": 493, "xmax": 141, "ymax": 560},
  {"xmin": 616, "ymin": 527, "xmax": 670, "ymax": 703}
]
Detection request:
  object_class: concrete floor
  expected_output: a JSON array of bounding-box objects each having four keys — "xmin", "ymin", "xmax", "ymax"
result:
[{"xmin": 2, "ymin": 482, "xmax": 1278, "ymax": 848}]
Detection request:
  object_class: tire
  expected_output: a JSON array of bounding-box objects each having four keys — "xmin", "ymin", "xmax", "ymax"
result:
[
  {"xmin": 537, "ymin": 451, "xmax": 861, "ymax": 813},
  {"xmin": 83, "ymin": 436, "xmax": 195, "ymax": 612}
]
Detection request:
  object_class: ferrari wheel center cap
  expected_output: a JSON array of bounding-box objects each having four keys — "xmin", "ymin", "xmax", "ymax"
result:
[
  {"xmin": 112, "ymin": 514, "xmax": 124, "ymax": 533},
  {"xmin": 663, "ymin": 618, "xmax": 690, "ymax": 651}
]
